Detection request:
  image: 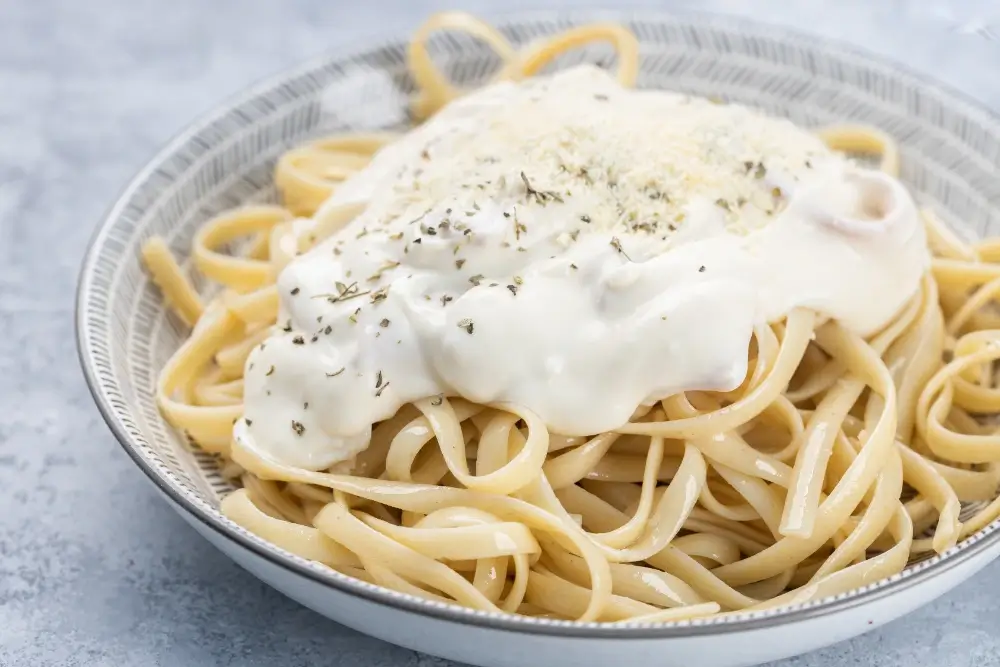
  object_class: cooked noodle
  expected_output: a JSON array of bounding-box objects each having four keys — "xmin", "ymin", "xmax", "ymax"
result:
[{"xmin": 141, "ymin": 12, "xmax": 1000, "ymax": 623}]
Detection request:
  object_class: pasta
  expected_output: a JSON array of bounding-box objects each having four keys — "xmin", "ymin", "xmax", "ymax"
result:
[{"xmin": 142, "ymin": 12, "xmax": 1000, "ymax": 623}]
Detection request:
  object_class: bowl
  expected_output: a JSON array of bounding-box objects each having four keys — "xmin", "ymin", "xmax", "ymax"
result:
[{"xmin": 76, "ymin": 10, "xmax": 1000, "ymax": 667}]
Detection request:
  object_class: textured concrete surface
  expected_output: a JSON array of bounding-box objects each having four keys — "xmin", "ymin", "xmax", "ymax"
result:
[{"xmin": 2, "ymin": 0, "xmax": 1000, "ymax": 665}]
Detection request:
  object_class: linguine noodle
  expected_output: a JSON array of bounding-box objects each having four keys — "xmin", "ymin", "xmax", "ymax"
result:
[{"xmin": 141, "ymin": 12, "xmax": 1000, "ymax": 623}]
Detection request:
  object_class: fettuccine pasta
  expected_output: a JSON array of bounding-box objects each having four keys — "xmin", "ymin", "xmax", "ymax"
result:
[{"xmin": 141, "ymin": 12, "xmax": 1000, "ymax": 623}]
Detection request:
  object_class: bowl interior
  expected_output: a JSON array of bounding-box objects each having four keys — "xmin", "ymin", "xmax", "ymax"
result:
[{"xmin": 78, "ymin": 11, "xmax": 1000, "ymax": 627}]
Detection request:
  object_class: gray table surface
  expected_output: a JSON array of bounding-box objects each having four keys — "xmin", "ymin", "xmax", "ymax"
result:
[{"xmin": 3, "ymin": 0, "xmax": 1000, "ymax": 665}]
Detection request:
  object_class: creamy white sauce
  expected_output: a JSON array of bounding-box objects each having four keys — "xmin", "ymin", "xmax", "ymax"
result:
[{"xmin": 237, "ymin": 66, "xmax": 929, "ymax": 470}]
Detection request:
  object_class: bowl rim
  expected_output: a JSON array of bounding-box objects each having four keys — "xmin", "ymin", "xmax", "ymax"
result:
[{"xmin": 76, "ymin": 7, "xmax": 1000, "ymax": 638}]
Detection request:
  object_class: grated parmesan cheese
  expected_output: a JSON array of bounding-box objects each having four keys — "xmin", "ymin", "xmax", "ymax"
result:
[{"xmin": 345, "ymin": 65, "xmax": 844, "ymax": 244}]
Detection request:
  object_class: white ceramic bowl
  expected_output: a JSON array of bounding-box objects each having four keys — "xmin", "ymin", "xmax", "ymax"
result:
[{"xmin": 76, "ymin": 11, "xmax": 1000, "ymax": 667}]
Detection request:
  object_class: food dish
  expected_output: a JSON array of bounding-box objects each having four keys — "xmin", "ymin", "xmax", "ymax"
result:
[
  {"xmin": 77, "ymin": 9, "xmax": 1000, "ymax": 666},
  {"xmin": 137, "ymin": 12, "xmax": 1000, "ymax": 624}
]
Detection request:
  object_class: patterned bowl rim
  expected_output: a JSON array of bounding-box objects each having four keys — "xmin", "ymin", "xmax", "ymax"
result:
[{"xmin": 76, "ymin": 8, "xmax": 1000, "ymax": 637}]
